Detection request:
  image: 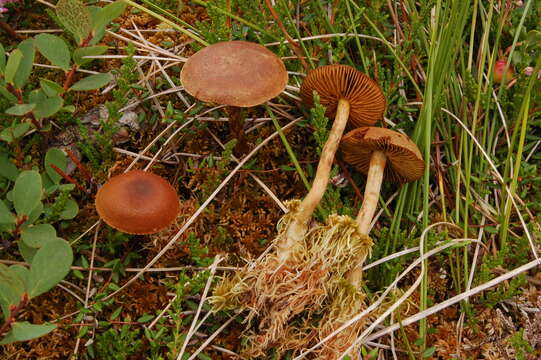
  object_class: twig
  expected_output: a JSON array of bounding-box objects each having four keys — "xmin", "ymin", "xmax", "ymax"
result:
[
  {"xmin": 49, "ymin": 164, "xmax": 89, "ymax": 193},
  {"xmin": 264, "ymin": 0, "xmax": 309, "ymax": 71}
]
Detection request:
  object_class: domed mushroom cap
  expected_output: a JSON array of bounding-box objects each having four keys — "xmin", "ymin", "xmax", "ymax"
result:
[
  {"xmin": 340, "ymin": 127, "xmax": 424, "ymax": 183},
  {"xmin": 300, "ymin": 64, "xmax": 386, "ymax": 128},
  {"xmin": 181, "ymin": 41, "xmax": 288, "ymax": 107},
  {"xmin": 95, "ymin": 170, "xmax": 180, "ymax": 234}
]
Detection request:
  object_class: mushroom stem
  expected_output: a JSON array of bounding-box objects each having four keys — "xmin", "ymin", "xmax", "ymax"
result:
[
  {"xmin": 277, "ymin": 98, "xmax": 351, "ymax": 262},
  {"xmin": 347, "ymin": 150, "xmax": 387, "ymax": 284},
  {"xmin": 356, "ymin": 150, "xmax": 387, "ymax": 234},
  {"xmin": 227, "ymin": 106, "xmax": 249, "ymax": 156}
]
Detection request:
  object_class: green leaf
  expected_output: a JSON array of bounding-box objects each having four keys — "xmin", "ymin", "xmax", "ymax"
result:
[
  {"xmin": 13, "ymin": 170, "xmax": 42, "ymax": 217},
  {"xmin": 0, "ymin": 123, "xmax": 31, "ymax": 143},
  {"xmin": 60, "ymin": 199, "xmax": 79, "ymax": 220},
  {"xmin": 27, "ymin": 238, "xmax": 73, "ymax": 298},
  {"xmin": 0, "ymin": 155, "xmax": 20, "ymax": 181},
  {"xmin": 4, "ymin": 49, "xmax": 22, "ymax": 84},
  {"xmin": 137, "ymin": 313, "xmax": 154, "ymax": 323},
  {"xmin": 13, "ymin": 39, "xmax": 35, "ymax": 89},
  {"xmin": 21, "ymin": 224, "xmax": 57, "ymax": 248},
  {"xmin": 44, "ymin": 148, "xmax": 67, "ymax": 184},
  {"xmin": 40, "ymin": 79, "xmax": 64, "ymax": 97},
  {"xmin": 9, "ymin": 265, "xmax": 30, "ymax": 290},
  {"xmin": 28, "ymin": 88, "xmax": 48, "ymax": 105},
  {"xmin": 0, "ymin": 42, "xmax": 6, "ymax": 72},
  {"xmin": 18, "ymin": 240, "xmax": 38, "ymax": 263},
  {"xmin": 35, "ymin": 34, "xmax": 71, "ymax": 71},
  {"xmin": 92, "ymin": 1, "xmax": 126, "ymax": 34},
  {"xmin": 8, "ymin": 322, "xmax": 56, "ymax": 343},
  {"xmin": 56, "ymin": 0, "xmax": 93, "ymax": 44},
  {"xmin": 73, "ymin": 45, "xmax": 108, "ymax": 66},
  {"xmin": 110, "ymin": 306, "xmax": 123, "ymax": 320},
  {"xmin": 33, "ymin": 96, "xmax": 63, "ymax": 120},
  {"xmin": 0, "ymin": 264, "xmax": 26, "ymax": 316},
  {"xmin": 0, "ymin": 199, "xmax": 15, "ymax": 225},
  {"xmin": 0, "ymin": 85, "xmax": 18, "ymax": 102},
  {"xmin": 61, "ymin": 105, "xmax": 76, "ymax": 113},
  {"xmin": 25, "ymin": 202, "xmax": 43, "ymax": 226},
  {"xmin": 5, "ymin": 103, "xmax": 36, "ymax": 116},
  {"xmin": 0, "ymin": 330, "xmax": 17, "ymax": 345},
  {"xmin": 70, "ymin": 73, "xmax": 112, "ymax": 91},
  {"xmin": 422, "ymin": 347, "xmax": 436, "ymax": 358}
]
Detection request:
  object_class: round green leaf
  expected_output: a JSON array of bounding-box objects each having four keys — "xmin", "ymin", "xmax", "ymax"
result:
[
  {"xmin": 0, "ymin": 199, "xmax": 15, "ymax": 225},
  {"xmin": 13, "ymin": 170, "xmax": 42, "ymax": 217},
  {"xmin": 11, "ymin": 322, "xmax": 56, "ymax": 342},
  {"xmin": 18, "ymin": 240, "xmax": 37, "ymax": 264},
  {"xmin": 24, "ymin": 202, "xmax": 44, "ymax": 226},
  {"xmin": 40, "ymin": 79, "xmax": 64, "ymax": 97},
  {"xmin": 5, "ymin": 103, "xmax": 36, "ymax": 116},
  {"xmin": 70, "ymin": 73, "xmax": 112, "ymax": 91},
  {"xmin": 35, "ymin": 34, "xmax": 71, "ymax": 71},
  {"xmin": 0, "ymin": 264, "xmax": 26, "ymax": 317},
  {"xmin": 44, "ymin": 148, "xmax": 67, "ymax": 184},
  {"xmin": 13, "ymin": 39, "xmax": 35, "ymax": 89},
  {"xmin": 73, "ymin": 45, "xmax": 107, "ymax": 66},
  {"xmin": 56, "ymin": 0, "xmax": 92, "ymax": 44},
  {"xmin": 4, "ymin": 49, "xmax": 22, "ymax": 84},
  {"xmin": 0, "ymin": 155, "xmax": 19, "ymax": 181},
  {"xmin": 33, "ymin": 96, "xmax": 63, "ymax": 120},
  {"xmin": 60, "ymin": 198, "xmax": 79, "ymax": 220},
  {"xmin": 28, "ymin": 238, "xmax": 73, "ymax": 298},
  {"xmin": 21, "ymin": 224, "xmax": 57, "ymax": 248}
]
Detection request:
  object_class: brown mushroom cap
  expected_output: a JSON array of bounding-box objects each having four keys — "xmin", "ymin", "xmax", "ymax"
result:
[
  {"xmin": 181, "ymin": 41, "xmax": 288, "ymax": 107},
  {"xmin": 95, "ymin": 170, "xmax": 180, "ymax": 234},
  {"xmin": 300, "ymin": 64, "xmax": 386, "ymax": 128},
  {"xmin": 340, "ymin": 127, "xmax": 424, "ymax": 183}
]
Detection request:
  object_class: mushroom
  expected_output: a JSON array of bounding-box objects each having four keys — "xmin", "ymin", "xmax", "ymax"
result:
[
  {"xmin": 310, "ymin": 127, "xmax": 424, "ymax": 358},
  {"xmin": 341, "ymin": 127, "xmax": 424, "ymax": 236},
  {"xmin": 276, "ymin": 64, "xmax": 386, "ymax": 260},
  {"xmin": 95, "ymin": 170, "xmax": 179, "ymax": 235},
  {"xmin": 181, "ymin": 40, "xmax": 288, "ymax": 155}
]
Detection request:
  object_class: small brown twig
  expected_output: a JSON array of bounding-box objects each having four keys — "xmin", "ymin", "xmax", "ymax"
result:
[
  {"xmin": 62, "ymin": 33, "xmax": 94, "ymax": 94},
  {"xmin": 0, "ymin": 20, "xmax": 23, "ymax": 40},
  {"xmin": 264, "ymin": 0, "xmax": 310, "ymax": 72},
  {"xmin": 49, "ymin": 164, "xmax": 89, "ymax": 193},
  {"xmin": 65, "ymin": 148, "xmax": 93, "ymax": 184}
]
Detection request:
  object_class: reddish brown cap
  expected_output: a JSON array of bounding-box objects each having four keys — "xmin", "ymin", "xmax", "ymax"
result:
[
  {"xmin": 95, "ymin": 170, "xmax": 179, "ymax": 234},
  {"xmin": 300, "ymin": 64, "xmax": 386, "ymax": 128},
  {"xmin": 181, "ymin": 41, "xmax": 288, "ymax": 107},
  {"xmin": 340, "ymin": 127, "xmax": 424, "ymax": 183}
]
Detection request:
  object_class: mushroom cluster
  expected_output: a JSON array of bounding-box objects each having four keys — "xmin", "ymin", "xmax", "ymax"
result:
[
  {"xmin": 212, "ymin": 64, "xmax": 390, "ymax": 356},
  {"xmin": 310, "ymin": 127, "xmax": 424, "ymax": 359}
]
